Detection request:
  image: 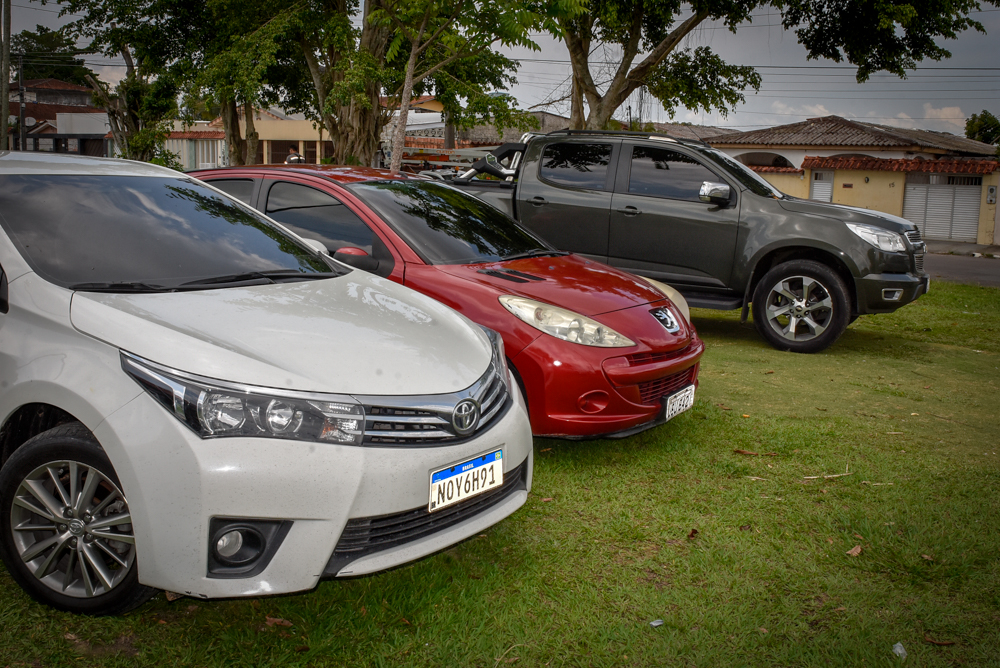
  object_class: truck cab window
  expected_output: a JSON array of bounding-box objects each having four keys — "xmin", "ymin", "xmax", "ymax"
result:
[
  {"xmin": 539, "ymin": 142, "xmax": 613, "ymax": 190},
  {"xmin": 628, "ymin": 146, "xmax": 719, "ymax": 202}
]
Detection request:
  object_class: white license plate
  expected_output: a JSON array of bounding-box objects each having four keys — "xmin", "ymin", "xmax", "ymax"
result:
[
  {"xmin": 665, "ymin": 384, "xmax": 695, "ymax": 422},
  {"xmin": 428, "ymin": 449, "xmax": 503, "ymax": 512}
]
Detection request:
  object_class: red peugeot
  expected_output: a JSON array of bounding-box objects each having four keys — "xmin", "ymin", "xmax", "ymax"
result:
[{"xmin": 191, "ymin": 166, "xmax": 704, "ymax": 439}]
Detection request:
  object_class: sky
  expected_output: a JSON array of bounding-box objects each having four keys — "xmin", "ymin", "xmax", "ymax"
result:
[{"xmin": 8, "ymin": 1, "xmax": 1000, "ymax": 136}]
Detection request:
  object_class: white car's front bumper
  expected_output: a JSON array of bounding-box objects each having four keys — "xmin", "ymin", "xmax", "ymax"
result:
[{"xmin": 93, "ymin": 384, "xmax": 532, "ymax": 599}]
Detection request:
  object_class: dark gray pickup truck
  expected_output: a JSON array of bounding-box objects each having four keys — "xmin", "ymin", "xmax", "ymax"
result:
[{"xmin": 446, "ymin": 129, "xmax": 929, "ymax": 353}]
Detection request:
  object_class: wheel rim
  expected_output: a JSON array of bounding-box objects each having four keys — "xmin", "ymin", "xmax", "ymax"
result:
[
  {"xmin": 9, "ymin": 460, "xmax": 136, "ymax": 598},
  {"xmin": 763, "ymin": 275, "xmax": 834, "ymax": 342}
]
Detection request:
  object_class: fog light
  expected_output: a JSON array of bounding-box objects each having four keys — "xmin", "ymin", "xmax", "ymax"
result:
[
  {"xmin": 216, "ymin": 530, "xmax": 243, "ymax": 559},
  {"xmin": 578, "ymin": 390, "xmax": 609, "ymax": 414},
  {"xmin": 882, "ymin": 288, "xmax": 903, "ymax": 301}
]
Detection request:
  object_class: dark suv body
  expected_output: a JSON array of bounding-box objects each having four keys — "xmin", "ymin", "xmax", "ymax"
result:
[{"xmin": 449, "ymin": 130, "xmax": 930, "ymax": 353}]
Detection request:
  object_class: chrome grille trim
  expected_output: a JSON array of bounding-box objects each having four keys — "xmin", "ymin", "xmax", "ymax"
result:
[
  {"xmin": 904, "ymin": 229, "xmax": 922, "ymax": 243},
  {"xmin": 355, "ymin": 359, "xmax": 510, "ymax": 447},
  {"xmin": 914, "ymin": 254, "xmax": 924, "ymax": 273}
]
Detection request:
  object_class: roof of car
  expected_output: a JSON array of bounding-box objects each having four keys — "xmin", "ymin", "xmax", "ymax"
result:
[
  {"xmin": 190, "ymin": 164, "xmax": 419, "ymax": 185},
  {"xmin": 0, "ymin": 151, "xmax": 179, "ymax": 177}
]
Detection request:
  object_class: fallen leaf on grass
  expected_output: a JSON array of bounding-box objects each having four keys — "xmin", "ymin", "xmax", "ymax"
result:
[
  {"xmin": 266, "ymin": 617, "xmax": 293, "ymax": 628},
  {"xmin": 742, "ymin": 414, "xmax": 750, "ymax": 418},
  {"xmin": 740, "ymin": 525, "xmax": 752, "ymax": 531},
  {"xmin": 924, "ymin": 635, "xmax": 955, "ymax": 646},
  {"xmin": 759, "ymin": 627, "xmax": 768, "ymax": 634},
  {"xmin": 295, "ymin": 646, "xmax": 310, "ymax": 653},
  {"xmin": 921, "ymin": 554, "xmax": 934, "ymax": 561},
  {"xmin": 164, "ymin": 591, "xmax": 183, "ymax": 602},
  {"xmin": 540, "ymin": 497, "xmax": 554, "ymax": 502},
  {"xmin": 687, "ymin": 529, "xmax": 699, "ymax": 540},
  {"xmin": 400, "ymin": 617, "xmax": 411, "ymax": 626},
  {"xmin": 827, "ymin": 538, "xmax": 834, "ymax": 545},
  {"xmin": 718, "ymin": 404, "xmax": 731, "ymax": 411},
  {"xmin": 854, "ymin": 533, "xmax": 865, "ymax": 540},
  {"xmin": 924, "ymin": 385, "xmax": 931, "ymax": 389},
  {"xmin": 764, "ymin": 370, "xmax": 774, "ymax": 375},
  {"xmin": 820, "ymin": 489, "xmax": 828, "ymax": 494},
  {"xmin": 911, "ymin": 413, "xmax": 919, "ymax": 416},
  {"xmin": 540, "ymin": 448, "xmax": 551, "ymax": 452},
  {"xmin": 815, "ymin": 407, "xmax": 827, "ymax": 411},
  {"xmin": 734, "ymin": 449, "xmax": 759, "ymax": 456},
  {"xmin": 833, "ymin": 607, "xmax": 846, "ymax": 612},
  {"xmin": 887, "ymin": 432, "xmax": 905, "ymax": 435},
  {"xmin": 746, "ymin": 476, "xmax": 768, "ymax": 481},
  {"xmin": 846, "ymin": 545, "xmax": 862, "ymax": 557}
]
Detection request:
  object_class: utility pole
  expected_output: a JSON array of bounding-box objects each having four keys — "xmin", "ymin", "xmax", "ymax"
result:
[
  {"xmin": 18, "ymin": 51, "xmax": 24, "ymax": 151},
  {"xmin": 1, "ymin": 0, "xmax": 10, "ymax": 151}
]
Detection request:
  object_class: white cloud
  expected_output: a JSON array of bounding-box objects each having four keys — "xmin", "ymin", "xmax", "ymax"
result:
[{"xmin": 919, "ymin": 103, "xmax": 966, "ymax": 132}]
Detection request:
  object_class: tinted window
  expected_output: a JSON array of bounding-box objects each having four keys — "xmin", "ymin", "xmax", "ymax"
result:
[
  {"xmin": 628, "ymin": 146, "xmax": 721, "ymax": 202},
  {"xmin": 348, "ymin": 181, "xmax": 550, "ymax": 265},
  {"xmin": 265, "ymin": 181, "xmax": 374, "ymax": 253},
  {"xmin": 209, "ymin": 178, "xmax": 255, "ymax": 204},
  {"xmin": 700, "ymin": 148, "xmax": 782, "ymax": 198},
  {"xmin": 0, "ymin": 175, "xmax": 332, "ymax": 288},
  {"xmin": 539, "ymin": 142, "xmax": 613, "ymax": 190}
]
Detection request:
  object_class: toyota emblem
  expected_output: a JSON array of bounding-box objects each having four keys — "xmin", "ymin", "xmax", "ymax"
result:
[{"xmin": 452, "ymin": 399, "xmax": 480, "ymax": 435}]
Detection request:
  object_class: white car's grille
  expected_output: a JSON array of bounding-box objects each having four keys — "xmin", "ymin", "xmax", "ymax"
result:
[{"xmin": 358, "ymin": 361, "xmax": 509, "ymax": 446}]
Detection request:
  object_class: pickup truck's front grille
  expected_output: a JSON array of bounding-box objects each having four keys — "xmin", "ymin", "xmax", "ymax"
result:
[
  {"xmin": 914, "ymin": 254, "xmax": 924, "ymax": 273},
  {"xmin": 358, "ymin": 361, "xmax": 509, "ymax": 446},
  {"xmin": 324, "ymin": 459, "xmax": 528, "ymax": 575},
  {"xmin": 905, "ymin": 229, "xmax": 922, "ymax": 243},
  {"xmin": 637, "ymin": 366, "xmax": 697, "ymax": 406}
]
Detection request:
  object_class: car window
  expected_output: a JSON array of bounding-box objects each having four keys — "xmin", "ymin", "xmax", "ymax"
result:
[
  {"xmin": 265, "ymin": 181, "xmax": 374, "ymax": 253},
  {"xmin": 0, "ymin": 175, "xmax": 334, "ymax": 288},
  {"xmin": 627, "ymin": 146, "xmax": 722, "ymax": 202},
  {"xmin": 699, "ymin": 148, "xmax": 784, "ymax": 198},
  {"xmin": 208, "ymin": 178, "xmax": 255, "ymax": 205},
  {"xmin": 347, "ymin": 180, "xmax": 552, "ymax": 265},
  {"xmin": 539, "ymin": 142, "xmax": 613, "ymax": 190}
]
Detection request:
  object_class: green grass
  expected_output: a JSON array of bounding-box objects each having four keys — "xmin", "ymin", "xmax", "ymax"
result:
[{"xmin": 3, "ymin": 281, "xmax": 999, "ymax": 667}]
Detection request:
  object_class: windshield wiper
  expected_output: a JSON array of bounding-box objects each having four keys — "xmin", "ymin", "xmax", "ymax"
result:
[
  {"xmin": 69, "ymin": 281, "xmax": 172, "ymax": 293},
  {"xmin": 501, "ymin": 249, "xmax": 569, "ymax": 261},
  {"xmin": 179, "ymin": 270, "xmax": 341, "ymax": 288}
]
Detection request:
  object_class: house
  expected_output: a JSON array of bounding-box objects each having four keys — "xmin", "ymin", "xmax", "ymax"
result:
[
  {"xmin": 5, "ymin": 79, "xmax": 109, "ymax": 156},
  {"xmin": 708, "ymin": 116, "xmax": 999, "ymax": 244}
]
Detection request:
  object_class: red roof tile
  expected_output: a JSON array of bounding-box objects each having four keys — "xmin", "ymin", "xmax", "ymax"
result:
[
  {"xmin": 801, "ymin": 156, "xmax": 998, "ymax": 174},
  {"xmin": 11, "ymin": 78, "xmax": 92, "ymax": 92},
  {"xmin": 168, "ymin": 131, "xmax": 225, "ymax": 139},
  {"xmin": 748, "ymin": 165, "xmax": 804, "ymax": 174}
]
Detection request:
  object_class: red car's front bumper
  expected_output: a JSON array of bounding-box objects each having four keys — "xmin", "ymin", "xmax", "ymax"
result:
[{"xmin": 510, "ymin": 321, "xmax": 704, "ymax": 439}]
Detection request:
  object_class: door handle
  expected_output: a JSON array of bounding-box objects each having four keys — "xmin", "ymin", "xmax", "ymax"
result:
[
  {"xmin": 616, "ymin": 206, "xmax": 642, "ymax": 216},
  {"xmin": 528, "ymin": 196, "xmax": 547, "ymax": 206}
]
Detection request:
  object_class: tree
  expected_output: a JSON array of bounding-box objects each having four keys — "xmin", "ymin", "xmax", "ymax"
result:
[
  {"xmin": 555, "ymin": 0, "xmax": 1000, "ymax": 130},
  {"xmin": 371, "ymin": 0, "xmax": 579, "ymax": 173},
  {"xmin": 965, "ymin": 110, "xmax": 1000, "ymax": 150},
  {"xmin": 11, "ymin": 25, "xmax": 96, "ymax": 87}
]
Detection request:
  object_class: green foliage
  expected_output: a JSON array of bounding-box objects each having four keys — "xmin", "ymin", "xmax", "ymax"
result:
[
  {"xmin": 10, "ymin": 25, "xmax": 96, "ymax": 87},
  {"xmin": 646, "ymin": 46, "xmax": 762, "ymax": 119},
  {"xmin": 965, "ymin": 110, "xmax": 1000, "ymax": 150}
]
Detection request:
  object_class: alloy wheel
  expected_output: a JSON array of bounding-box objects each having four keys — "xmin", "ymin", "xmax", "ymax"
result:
[{"xmin": 763, "ymin": 275, "xmax": 834, "ymax": 342}]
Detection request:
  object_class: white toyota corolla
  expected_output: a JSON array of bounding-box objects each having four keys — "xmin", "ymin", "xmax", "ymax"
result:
[{"xmin": 0, "ymin": 152, "xmax": 532, "ymax": 615}]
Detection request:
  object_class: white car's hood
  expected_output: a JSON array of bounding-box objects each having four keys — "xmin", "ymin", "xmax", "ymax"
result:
[{"xmin": 70, "ymin": 273, "xmax": 491, "ymax": 396}]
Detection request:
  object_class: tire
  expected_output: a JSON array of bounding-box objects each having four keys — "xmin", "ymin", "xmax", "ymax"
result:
[
  {"xmin": 0, "ymin": 423, "xmax": 155, "ymax": 615},
  {"xmin": 751, "ymin": 260, "xmax": 850, "ymax": 354}
]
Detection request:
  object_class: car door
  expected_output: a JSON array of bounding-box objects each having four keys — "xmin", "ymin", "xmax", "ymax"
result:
[
  {"xmin": 516, "ymin": 139, "xmax": 619, "ymax": 263},
  {"xmin": 259, "ymin": 179, "xmax": 398, "ymax": 278},
  {"xmin": 608, "ymin": 142, "xmax": 741, "ymax": 291}
]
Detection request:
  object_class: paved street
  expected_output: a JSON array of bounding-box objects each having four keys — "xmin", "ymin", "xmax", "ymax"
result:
[{"xmin": 924, "ymin": 253, "xmax": 1000, "ymax": 288}]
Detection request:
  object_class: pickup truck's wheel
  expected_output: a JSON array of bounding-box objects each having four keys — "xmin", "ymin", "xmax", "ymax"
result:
[
  {"xmin": 752, "ymin": 260, "xmax": 850, "ymax": 353},
  {"xmin": 0, "ymin": 423, "xmax": 155, "ymax": 615}
]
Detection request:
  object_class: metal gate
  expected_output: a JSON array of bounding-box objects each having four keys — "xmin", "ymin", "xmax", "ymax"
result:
[{"xmin": 902, "ymin": 174, "xmax": 982, "ymax": 242}]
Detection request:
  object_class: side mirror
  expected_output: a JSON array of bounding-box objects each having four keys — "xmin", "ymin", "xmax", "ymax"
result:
[
  {"xmin": 303, "ymin": 238, "xmax": 329, "ymax": 255},
  {"xmin": 699, "ymin": 181, "xmax": 731, "ymax": 206},
  {"xmin": 333, "ymin": 247, "xmax": 379, "ymax": 273}
]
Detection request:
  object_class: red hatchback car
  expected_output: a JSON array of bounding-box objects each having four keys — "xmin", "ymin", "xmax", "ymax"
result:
[{"xmin": 191, "ymin": 166, "xmax": 704, "ymax": 439}]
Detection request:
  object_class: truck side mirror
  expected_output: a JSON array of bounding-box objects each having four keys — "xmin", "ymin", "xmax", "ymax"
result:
[{"xmin": 699, "ymin": 181, "xmax": 731, "ymax": 206}]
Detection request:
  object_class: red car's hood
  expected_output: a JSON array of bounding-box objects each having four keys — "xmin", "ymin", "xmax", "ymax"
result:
[{"xmin": 438, "ymin": 255, "xmax": 667, "ymax": 317}]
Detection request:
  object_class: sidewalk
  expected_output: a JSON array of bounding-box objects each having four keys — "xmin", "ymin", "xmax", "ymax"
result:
[{"xmin": 925, "ymin": 240, "xmax": 1000, "ymax": 257}]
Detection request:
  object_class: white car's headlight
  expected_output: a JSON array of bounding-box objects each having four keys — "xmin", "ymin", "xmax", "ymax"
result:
[
  {"xmin": 847, "ymin": 223, "xmax": 906, "ymax": 252},
  {"xmin": 122, "ymin": 353, "xmax": 364, "ymax": 444},
  {"xmin": 499, "ymin": 296, "xmax": 635, "ymax": 347}
]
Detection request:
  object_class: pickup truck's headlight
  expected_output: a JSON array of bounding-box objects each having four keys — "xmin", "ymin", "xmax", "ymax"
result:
[
  {"xmin": 847, "ymin": 223, "xmax": 906, "ymax": 252},
  {"xmin": 499, "ymin": 296, "xmax": 635, "ymax": 347},
  {"xmin": 122, "ymin": 353, "xmax": 364, "ymax": 444}
]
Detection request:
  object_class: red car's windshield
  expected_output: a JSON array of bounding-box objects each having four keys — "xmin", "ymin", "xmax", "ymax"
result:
[{"xmin": 347, "ymin": 180, "xmax": 555, "ymax": 265}]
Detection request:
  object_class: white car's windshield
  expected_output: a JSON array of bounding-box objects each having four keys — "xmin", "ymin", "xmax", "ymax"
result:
[{"xmin": 0, "ymin": 175, "xmax": 341, "ymax": 290}]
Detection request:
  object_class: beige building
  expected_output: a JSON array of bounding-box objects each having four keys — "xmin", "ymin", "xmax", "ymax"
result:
[{"xmin": 708, "ymin": 116, "xmax": 999, "ymax": 244}]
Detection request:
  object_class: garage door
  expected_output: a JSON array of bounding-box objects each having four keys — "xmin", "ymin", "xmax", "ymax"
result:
[{"xmin": 902, "ymin": 175, "xmax": 982, "ymax": 242}]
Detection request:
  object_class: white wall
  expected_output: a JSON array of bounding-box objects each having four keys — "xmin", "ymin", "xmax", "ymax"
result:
[{"xmin": 56, "ymin": 113, "xmax": 110, "ymax": 134}]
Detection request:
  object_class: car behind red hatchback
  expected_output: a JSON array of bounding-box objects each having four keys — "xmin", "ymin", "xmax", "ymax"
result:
[{"xmin": 191, "ymin": 165, "xmax": 704, "ymax": 438}]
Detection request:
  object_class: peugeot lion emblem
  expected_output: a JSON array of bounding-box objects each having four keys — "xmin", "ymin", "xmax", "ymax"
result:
[
  {"xmin": 452, "ymin": 399, "xmax": 480, "ymax": 435},
  {"xmin": 652, "ymin": 308, "xmax": 681, "ymax": 333}
]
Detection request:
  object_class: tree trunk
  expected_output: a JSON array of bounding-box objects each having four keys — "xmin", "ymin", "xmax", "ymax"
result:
[
  {"xmin": 1, "ymin": 0, "xmax": 10, "ymax": 151},
  {"xmin": 388, "ymin": 43, "xmax": 419, "ymax": 174},
  {"xmin": 569, "ymin": 74, "xmax": 584, "ymax": 130},
  {"xmin": 243, "ymin": 101, "xmax": 259, "ymax": 165},
  {"xmin": 221, "ymin": 96, "xmax": 246, "ymax": 166}
]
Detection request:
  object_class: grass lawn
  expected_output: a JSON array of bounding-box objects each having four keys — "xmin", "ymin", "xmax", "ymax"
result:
[{"xmin": 2, "ymin": 280, "xmax": 999, "ymax": 667}]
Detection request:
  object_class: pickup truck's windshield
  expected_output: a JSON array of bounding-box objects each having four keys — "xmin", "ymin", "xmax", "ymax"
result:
[
  {"xmin": 0, "ymin": 175, "xmax": 337, "ymax": 290},
  {"xmin": 700, "ymin": 149, "xmax": 785, "ymax": 199},
  {"xmin": 347, "ymin": 180, "xmax": 553, "ymax": 265}
]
